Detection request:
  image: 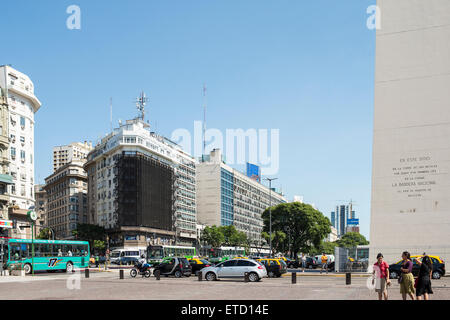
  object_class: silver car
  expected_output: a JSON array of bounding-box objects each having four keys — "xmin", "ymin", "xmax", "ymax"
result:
[{"xmin": 201, "ymin": 259, "xmax": 267, "ymax": 282}]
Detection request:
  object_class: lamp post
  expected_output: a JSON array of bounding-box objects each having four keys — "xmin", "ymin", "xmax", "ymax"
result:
[
  {"xmin": 264, "ymin": 178, "xmax": 277, "ymax": 258},
  {"xmin": 27, "ymin": 206, "xmax": 37, "ymax": 276}
]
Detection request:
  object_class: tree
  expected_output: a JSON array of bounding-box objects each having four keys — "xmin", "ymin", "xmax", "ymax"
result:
[
  {"xmin": 37, "ymin": 227, "xmax": 53, "ymax": 240},
  {"xmin": 315, "ymin": 240, "xmax": 339, "ymax": 255},
  {"xmin": 262, "ymin": 202, "xmax": 331, "ymax": 258},
  {"xmin": 72, "ymin": 224, "xmax": 107, "ymax": 253},
  {"xmin": 261, "ymin": 230, "xmax": 286, "ymax": 255},
  {"xmin": 200, "ymin": 226, "xmax": 225, "ymax": 248},
  {"xmin": 93, "ymin": 240, "xmax": 106, "ymax": 253},
  {"xmin": 336, "ymin": 232, "xmax": 369, "ymax": 248}
]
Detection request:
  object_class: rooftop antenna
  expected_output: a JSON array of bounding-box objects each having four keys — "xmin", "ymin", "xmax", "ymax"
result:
[
  {"xmin": 135, "ymin": 91, "xmax": 148, "ymax": 121},
  {"xmin": 110, "ymin": 97, "xmax": 113, "ymax": 132},
  {"xmin": 202, "ymin": 83, "xmax": 207, "ymax": 161}
]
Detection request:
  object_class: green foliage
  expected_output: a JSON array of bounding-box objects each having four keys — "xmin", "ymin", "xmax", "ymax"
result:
[
  {"xmin": 93, "ymin": 240, "xmax": 106, "ymax": 251},
  {"xmin": 72, "ymin": 224, "xmax": 107, "ymax": 253},
  {"xmin": 200, "ymin": 226, "xmax": 225, "ymax": 248},
  {"xmin": 262, "ymin": 202, "xmax": 331, "ymax": 257},
  {"xmin": 336, "ymin": 232, "xmax": 369, "ymax": 248},
  {"xmin": 261, "ymin": 230, "xmax": 287, "ymax": 255},
  {"xmin": 315, "ymin": 240, "xmax": 339, "ymax": 255},
  {"xmin": 200, "ymin": 225, "xmax": 249, "ymax": 249},
  {"xmin": 37, "ymin": 227, "xmax": 53, "ymax": 240}
]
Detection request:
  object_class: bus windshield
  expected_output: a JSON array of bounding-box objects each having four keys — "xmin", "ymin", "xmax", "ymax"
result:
[{"xmin": 110, "ymin": 251, "xmax": 120, "ymax": 258}]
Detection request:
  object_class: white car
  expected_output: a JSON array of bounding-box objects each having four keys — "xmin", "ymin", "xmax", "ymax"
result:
[{"xmin": 201, "ymin": 258, "xmax": 267, "ymax": 282}]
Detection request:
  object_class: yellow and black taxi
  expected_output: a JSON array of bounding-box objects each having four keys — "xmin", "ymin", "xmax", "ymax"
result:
[
  {"xmin": 389, "ymin": 255, "xmax": 445, "ymax": 280},
  {"xmin": 188, "ymin": 258, "xmax": 212, "ymax": 276},
  {"xmin": 256, "ymin": 258, "xmax": 287, "ymax": 278}
]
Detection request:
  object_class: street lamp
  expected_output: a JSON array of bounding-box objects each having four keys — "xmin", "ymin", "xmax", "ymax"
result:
[{"xmin": 264, "ymin": 177, "xmax": 277, "ymax": 258}]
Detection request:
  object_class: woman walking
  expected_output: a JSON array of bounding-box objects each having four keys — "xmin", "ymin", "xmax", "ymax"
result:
[
  {"xmin": 399, "ymin": 251, "xmax": 415, "ymax": 300},
  {"xmin": 373, "ymin": 253, "xmax": 390, "ymax": 300},
  {"xmin": 415, "ymin": 255, "xmax": 433, "ymax": 300}
]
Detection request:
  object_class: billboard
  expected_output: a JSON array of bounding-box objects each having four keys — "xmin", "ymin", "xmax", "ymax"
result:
[
  {"xmin": 0, "ymin": 220, "xmax": 13, "ymax": 229},
  {"xmin": 246, "ymin": 163, "xmax": 261, "ymax": 182},
  {"xmin": 347, "ymin": 218, "xmax": 359, "ymax": 225}
]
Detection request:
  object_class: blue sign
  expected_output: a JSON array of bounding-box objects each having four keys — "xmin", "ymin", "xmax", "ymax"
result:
[
  {"xmin": 246, "ymin": 163, "xmax": 261, "ymax": 183},
  {"xmin": 347, "ymin": 219, "xmax": 359, "ymax": 225}
]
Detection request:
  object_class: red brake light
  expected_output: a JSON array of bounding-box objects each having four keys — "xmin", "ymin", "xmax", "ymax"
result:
[
  {"xmin": 258, "ymin": 265, "xmax": 264, "ymax": 270},
  {"xmin": 205, "ymin": 265, "xmax": 210, "ymax": 267}
]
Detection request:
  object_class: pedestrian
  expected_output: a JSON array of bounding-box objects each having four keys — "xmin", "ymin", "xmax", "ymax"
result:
[
  {"xmin": 301, "ymin": 253, "xmax": 307, "ymax": 273},
  {"xmin": 320, "ymin": 253, "xmax": 328, "ymax": 274},
  {"xmin": 372, "ymin": 253, "xmax": 391, "ymax": 300},
  {"xmin": 95, "ymin": 254, "xmax": 99, "ymax": 268},
  {"xmin": 415, "ymin": 255, "xmax": 433, "ymax": 300},
  {"xmin": 399, "ymin": 251, "xmax": 415, "ymax": 300}
]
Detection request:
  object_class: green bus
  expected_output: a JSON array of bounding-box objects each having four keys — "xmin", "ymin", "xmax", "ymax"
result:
[
  {"xmin": 207, "ymin": 246, "xmax": 246, "ymax": 263},
  {"xmin": 146, "ymin": 245, "xmax": 196, "ymax": 264},
  {"xmin": 2, "ymin": 238, "xmax": 89, "ymax": 274}
]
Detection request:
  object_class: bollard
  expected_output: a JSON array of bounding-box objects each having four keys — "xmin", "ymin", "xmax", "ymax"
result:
[
  {"xmin": 291, "ymin": 272, "xmax": 297, "ymax": 284},
  {"xmin": 346, "ymin": 272, "xmax": 351, "ymax": 285},
  {"xmin": 85, "ymin": 268, "xmax": 89, "ymax": 278},
  {"xmin": 119, "ymin": 269, "xmax": 124, "ymax": 279},
  {"xmin": 244, "ymin": 272, "xmax": 249, "ymax": 282},
  {"xmin": 155, "ymin": 269, "xmax": 161, "ymax": 280},
  {"xmin": 198, "ymin": 271, "xmax": 202, "ymax": 281}
]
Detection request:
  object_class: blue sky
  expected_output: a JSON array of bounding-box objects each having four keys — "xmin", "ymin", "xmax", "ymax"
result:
[{"xmin": 1, "ymin": 0, "xmax": 376, "ymax": 239}]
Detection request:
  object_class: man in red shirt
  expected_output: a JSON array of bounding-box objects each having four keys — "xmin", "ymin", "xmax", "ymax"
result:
[{"xmin": 373, "ymin": 253, "xmax": 391, "ymax": 300}]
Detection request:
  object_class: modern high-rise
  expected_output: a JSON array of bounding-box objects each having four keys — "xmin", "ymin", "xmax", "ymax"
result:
[
  {"xmin": 196, "ymin": 149, "xmax": 287, "ymax": 244},
  {"xmin": 370, "ymin": 0, "xmax": 450, "ymax": 263},
  {"xmin": 53, "ymin": 141, "xmax": 92, "ymax": 172},
  {"xmin": 84, "ymin": 118, "xmax": 197, "ymax": 248},
  {"xmin": 0, "ymin": 65, "xmax": 41, "ymax": 239},
  {"xmin": 44, "ymin": 160, "xmax": 88, "ymax": 239}
]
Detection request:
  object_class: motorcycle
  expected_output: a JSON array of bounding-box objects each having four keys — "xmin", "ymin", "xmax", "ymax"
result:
[{"xmin": 130, "ymin": 262, "xmax": 151, "ymax": 278}]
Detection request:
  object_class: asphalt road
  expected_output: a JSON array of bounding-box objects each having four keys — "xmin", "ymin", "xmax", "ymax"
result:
[{"xmin": 1, "ymin": 269, "xmax": 449, "ymax": 300}]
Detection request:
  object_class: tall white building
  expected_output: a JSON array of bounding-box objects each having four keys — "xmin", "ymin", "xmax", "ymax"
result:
[
  {"xmin": 370, "ymin": 0, "xmax": 450, "ymax": 263},
  {"xmin": 85, "ymin": 118, "xmax": 197, "ymax": 248},
  {"xmin": 0, "ymin": 65, "xmax": 40, "ymax": 211},
  {"xmin": 196, "ymin": 149, "xmax": 287, "ymax": 243},
  {"xmin": 53, "ymin": 141, "xmax": 93, "ymax": 172}
]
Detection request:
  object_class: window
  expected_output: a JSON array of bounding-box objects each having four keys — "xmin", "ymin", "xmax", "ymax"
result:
[
  {"xmin": 20, "ymin": 116, "xmax": 25, "ymax": 128},
  {"xmin": 236, "ymin": 260, "xmax": 255, "ymax": 267},
  {"xmin": 20, "ymin": 136, "xmax": 25, "ymax": 144},
  {"xmin": 10, "ymin": 147, "xmax": 16, "ymax": 159},
  {"xmin": 20, "ymin": 150, "xmax": 25, "ymax": 162},
  {"xmin": 222, "ymin": 260, "xmax": 237, "ymax": 267}
]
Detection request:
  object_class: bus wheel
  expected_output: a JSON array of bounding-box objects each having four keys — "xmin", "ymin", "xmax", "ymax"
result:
[
  {"xmin": 23, "ymin": 263, "xmax": 32, "ymax": 275},
  {"xmin": 65, "ymin": 262, "xmax": 74, "ymax": 273}
]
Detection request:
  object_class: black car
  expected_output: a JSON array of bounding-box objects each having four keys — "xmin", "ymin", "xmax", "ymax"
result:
[
  {"xmin": 290, "ymin": 257, "xmax": 317, "ymax": 269},
  {"xmin": 389, "ymin": 258, "xmax": 445, "ymax": 280},
  {"xmin": 257, "ymin": 258, "xmax": 287, "ymax": 277},
  {"xmin": 153, "ymin": 257, "xmax": 192, "ymax": 278},
  {"xmin": 188, "ymin": 258, "xmax": 212, "ymax": 276}
]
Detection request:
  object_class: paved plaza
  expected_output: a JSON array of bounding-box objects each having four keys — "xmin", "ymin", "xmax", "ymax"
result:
[{"xmin": 0, "ymin": 269, "xmax": 449, "ymax": 300}]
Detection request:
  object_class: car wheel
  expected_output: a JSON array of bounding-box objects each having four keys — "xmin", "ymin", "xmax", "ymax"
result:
[
  {"xmin": 308, "ymin": 265, "xmax": 313, "ymax": 269},
  {"xmin": 390, "ymin": 271, "xmax": 398, "ymax": 279},
  {"xmin": 174, "ymin": 270, "xmax": 182, "ymax": 278},
  {"xmin": 248, "ymin": 272, "xmax": 259, "ymax": 282},
  {"xmin": 66, "ymin": 262, "xmax": 74, "ymax": 273},
  {"xmin": 23, "ymin": 263, "xmax": 32, "ymax": 275},
  {"xmin": 432, "ymin": 271, "xmax": 441, "ymax": 280},
  {"xmin": 268, "ymin": 271, "xmax": 275, "ymax": 278},
  {"xmin": 205, "ymin": 272, "xmax": 216, "ymax": 281}
]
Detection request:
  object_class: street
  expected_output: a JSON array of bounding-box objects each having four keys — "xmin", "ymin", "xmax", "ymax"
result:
[{"xmin": 1, "ymin": 269, "xmax": 449, "ymax": 300}]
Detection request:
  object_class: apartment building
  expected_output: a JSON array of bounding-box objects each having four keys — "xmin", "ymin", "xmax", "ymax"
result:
[
  {"xmin": 0, "ymin": 65, "xmax": 41, "ymax": 239},
  {"xmin": 44, "ymin": 160, "xmax": 88, "ymax": 239},
  {"xmin": 53, "ymin": 141, "xmax": 92, "ymax": 172},
  {"xmin": 84, "ymin": 118, "xmax": 197, "ymax": 248},
  {"xmin": 197, "ymin": 149, "xmax": 286, "ymax": 244}
]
